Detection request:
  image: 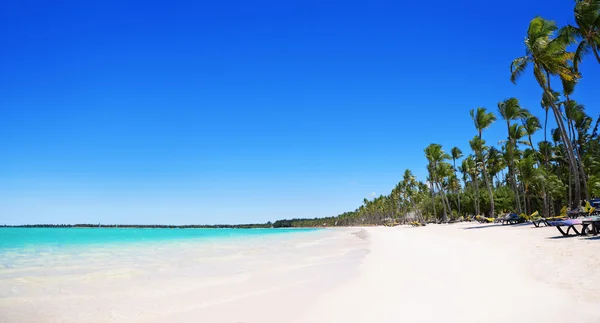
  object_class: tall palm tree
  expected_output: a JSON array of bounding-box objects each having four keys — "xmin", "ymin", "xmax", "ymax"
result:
[
  {"xmin": 560, "ymin": 0, "xmax": 600, "ymax": 68},
  {"xmin": 497, "ymin": 98, "xmax": 528, "ymax": 213},
  {"xmin": 563, "ymin": 99, "xmax": 589, "ymax": 202},
  {"xmin": 451, "ymin": 147, "xmax": 463, "ymax": 215},
  {"xmin": 561, "ymin": 71, "xmax": 588, "ymax": 202},
  {"xmin": 510, "ymin": 17, "xmax": 584, "ymax": 208},
  {"xmin": 470, "ymin": 107, "xmax": 497, "ymax": 217}
]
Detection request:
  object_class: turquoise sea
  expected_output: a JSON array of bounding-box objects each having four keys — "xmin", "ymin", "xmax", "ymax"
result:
[
  {"xmin": 0, "ymin": 227, "xmax": 317, "ymax": 251},
  {"xmin": 0, "ymin": 227, "xmax": 364, "ymax": 322}
]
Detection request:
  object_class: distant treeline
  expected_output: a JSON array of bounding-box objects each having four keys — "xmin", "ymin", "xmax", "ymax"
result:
[{"xmin": 0, "ymin": 218, "xmax": 343, "ymax": 229}]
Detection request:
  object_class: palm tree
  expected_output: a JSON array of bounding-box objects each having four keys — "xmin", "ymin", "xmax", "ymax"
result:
[
  {"xmin": 470, "ymin": 107, "xmax": 497, "ymax": 217},
  {"xmin": 451, "ymin": 147, "xmax": 463, "ymax": 216},
  {"xmin": 486, "ymin": 146, "xmax": 504, "ymax": 188},
  {"xmin": 497, "ymin": 98, "xmax": 528, "ymax": 213},
  {"xmin": 561, "ymin": 70, "xmax": 589, "ymax": 203},
  {"xmin": 523, "ymin": 115, "xmax": 542, "ymax": 148},
  {"xmin": 510, "ymin": 17, "xmax": 584, "ymax": 208},
  {"xmin": 564, "ymin": 101, "xmax": 590, "ymax": 202},
  {"xmin": 560, "ymin": 0, "xmax": 600, "ymax": 68},
  {"xmin": 424, "ymin": 144, "xmax": 451, "ymax": 222},
  {"xmin": 437, "ymin": 162, "xmax": 455, "ymax": 219},
  {"xmin": 401, "ymin": 169, "xmax": 425, "ymax": 223},
  {"xmin": 518, "ymin": 156, "xmax": 546, "ymax": 215},
  {"xmin": 461, "ymin": 156, "xmax": 480, "ymax": 215},
  {"xmin": 522, "ymin": 114, "xmax": 550, "ymax": 217}
]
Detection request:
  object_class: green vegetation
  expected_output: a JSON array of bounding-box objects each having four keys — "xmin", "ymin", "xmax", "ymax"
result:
[{"xmin": 274, "ymin": 2, "xmax": 600, "ymax": 227}]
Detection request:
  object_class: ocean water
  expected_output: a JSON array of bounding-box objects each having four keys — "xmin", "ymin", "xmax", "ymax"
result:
[
  {"xmin": 0, "ymin": 228, "xmax": 318, "ymax": 272},
  {"xmin": 0, "ymin": 227, "xmax": 368, "ymax": 322},
  {"xmin": 0, "ymin": 227, "xmax": 317, "ymax": 250}
]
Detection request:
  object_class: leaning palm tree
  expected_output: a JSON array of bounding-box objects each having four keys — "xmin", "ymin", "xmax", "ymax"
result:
[
  {"xmin": 470, "ymin": 107, "xmax": 496, "ymax": 217},
  {"xmin": 451, "ymin": 147, "xmax": 463, "ymax": 215},
  {"xmin": 560, "ymin": 0, "xmax": 600, "ymax": 68},
  {"xmin": 510, "ymin": 16, "xmax": 584, "ymax": 208},
  {"xmin": 497, "ymin": 98, "xmax": 528, "ymax": 213}
]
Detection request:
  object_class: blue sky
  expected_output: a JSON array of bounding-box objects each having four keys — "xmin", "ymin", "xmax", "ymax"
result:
[{"xmin": 1, "ymin": 0, "xmax": 599, "ymax": 224}]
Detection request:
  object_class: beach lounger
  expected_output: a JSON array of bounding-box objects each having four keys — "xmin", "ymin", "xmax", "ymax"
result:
[
  {"xmin": 475, "ymin": 215, "xmax": 494, "ymax": 224},
  {"xmin": 548, "ymin": 219, "xmax": 586, "ymax": 236},
  {"xmin": 581, "ymin": 216, "xmax": 600, "ymax": 236},
  {"xmin": 530, "ymin": 209, "xmax": 567, "ymax": 227},
  {"xmin": 500, "ymin": 213, "xmax": 524, "ymax": 225}
]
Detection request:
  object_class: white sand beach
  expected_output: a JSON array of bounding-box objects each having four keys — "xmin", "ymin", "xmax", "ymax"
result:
[{"xmin": 2, "ymin": 224, "xmax": 600, "ymax": 323}]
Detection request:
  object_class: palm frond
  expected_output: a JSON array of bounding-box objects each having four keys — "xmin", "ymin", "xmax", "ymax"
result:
[
  {"xmin": 573, "ymin": 39, "xmax": 590, "ymax": 71},
  {"xmin": 510, "ymin": 56, "xmax": 529, "ymax": 84},
  {"xmin": 558, "ymin": 25, "xmax": 582, "ymax": 45}
]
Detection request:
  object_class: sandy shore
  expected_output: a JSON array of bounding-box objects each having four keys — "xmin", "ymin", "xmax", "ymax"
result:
[
  {"xmin": 2, "ymin": 223, "xmax": 600, "ymax": 322},
  {"xmin": 303, "ymin": 223, "xmax": 600, "ymax": 323}
]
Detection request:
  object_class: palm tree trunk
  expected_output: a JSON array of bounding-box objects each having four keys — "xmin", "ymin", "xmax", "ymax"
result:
[
  {"xmin": 457, "ymin": 188, "xmax": 461, "ymax": 216},
  {"xmin": 433, "ymin": 170, "xmax": 450, "ymax": 222},
  {"xmin": 546, "ymin": 89, "xmax": 582, "ymax": 209},
  {"xmin": 506, "ymin": 122, "xmax": 522, "ymax": 213},
  {"xmin": 569, "ymin": 119, "xmax": 589, "ymax": 201},
  {"xmin": 509, "ymin": 162, "xmax": 520, "ymax": 212},
  {"xmin": 453, "ymin": 159, "xmax": 462, "ymax": 216},
  {"xmin": 439, "ymin": 184, "xmax": 452, "ymax": 222},
  {"xmin": 528, "ymin": 133, "xmax": 548, "ymax": 217},
  {"xmin": 437, "ymin": 183, "xmax": 448, "ymax": 222},
  {"xmin": 481, "ymin": 161, "xmax": 495, "ymax": 217},
  {"xmin": 575, "ymin": 135, "xmax": 589, "ymax": 201},
  {"xmin": 473, "ymin": 175, "xmax": 480, "ymax": 215},
  {"xmin": 569, "ymin": 171, "xmax": 573, "ymax": 207},
  {"xmin": 521, "ymin": 180, "xmax": 528, "ymax": 214},
  {"xmin": 430, "ymin": 181, "xmax": 436, "ymax": 219}
]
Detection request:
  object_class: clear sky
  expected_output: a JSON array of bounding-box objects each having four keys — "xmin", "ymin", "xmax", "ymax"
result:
[{"xmin": 1, "ymin": 0, "xmax": 599, "ymax": 225}]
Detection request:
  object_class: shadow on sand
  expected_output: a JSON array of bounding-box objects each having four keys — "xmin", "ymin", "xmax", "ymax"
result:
[
  {"xmin": 463, "ymin": 222, "xmax": 531, "ymax": 230},
  {"xmin": 546, "ymin": 235, "xmax": 581, "ymax": 240}
]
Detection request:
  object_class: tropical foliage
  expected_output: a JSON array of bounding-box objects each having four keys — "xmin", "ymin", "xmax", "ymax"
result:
[{"xmin": 272, "ymin": 2, "xmax": 600, "ymax": 227}]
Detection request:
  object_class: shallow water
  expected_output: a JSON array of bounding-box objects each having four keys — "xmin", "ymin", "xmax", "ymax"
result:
[{"xmin": 0, "ymin": 228, "xmax": 368, "ymax": 323}]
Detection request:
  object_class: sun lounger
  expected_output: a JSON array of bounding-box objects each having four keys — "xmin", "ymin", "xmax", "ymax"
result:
[
  {"xmin": 499, "ymin": 213, "xmax": 524, "ymax": 225},
  {"xmin": 529, "ymin": 208, "xmax": 568, "ymax": 227},
  {"xmin": 475, "ymin": 215, "xmax": 495, "ymax": 223},
  {"xmin": 581, "ymin": 216, "xmax": 600, "ymax": 235},
  {"xmin": 548, "ymin": 219, "xmax": 586, "ymax": 236},
  {"xmin": 532, "ymin": 215, "xmax": 567, "ymax": 227},
  {"xmin": 532, "ymin": 218, "xmax": 551, "ymax": 227}
]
